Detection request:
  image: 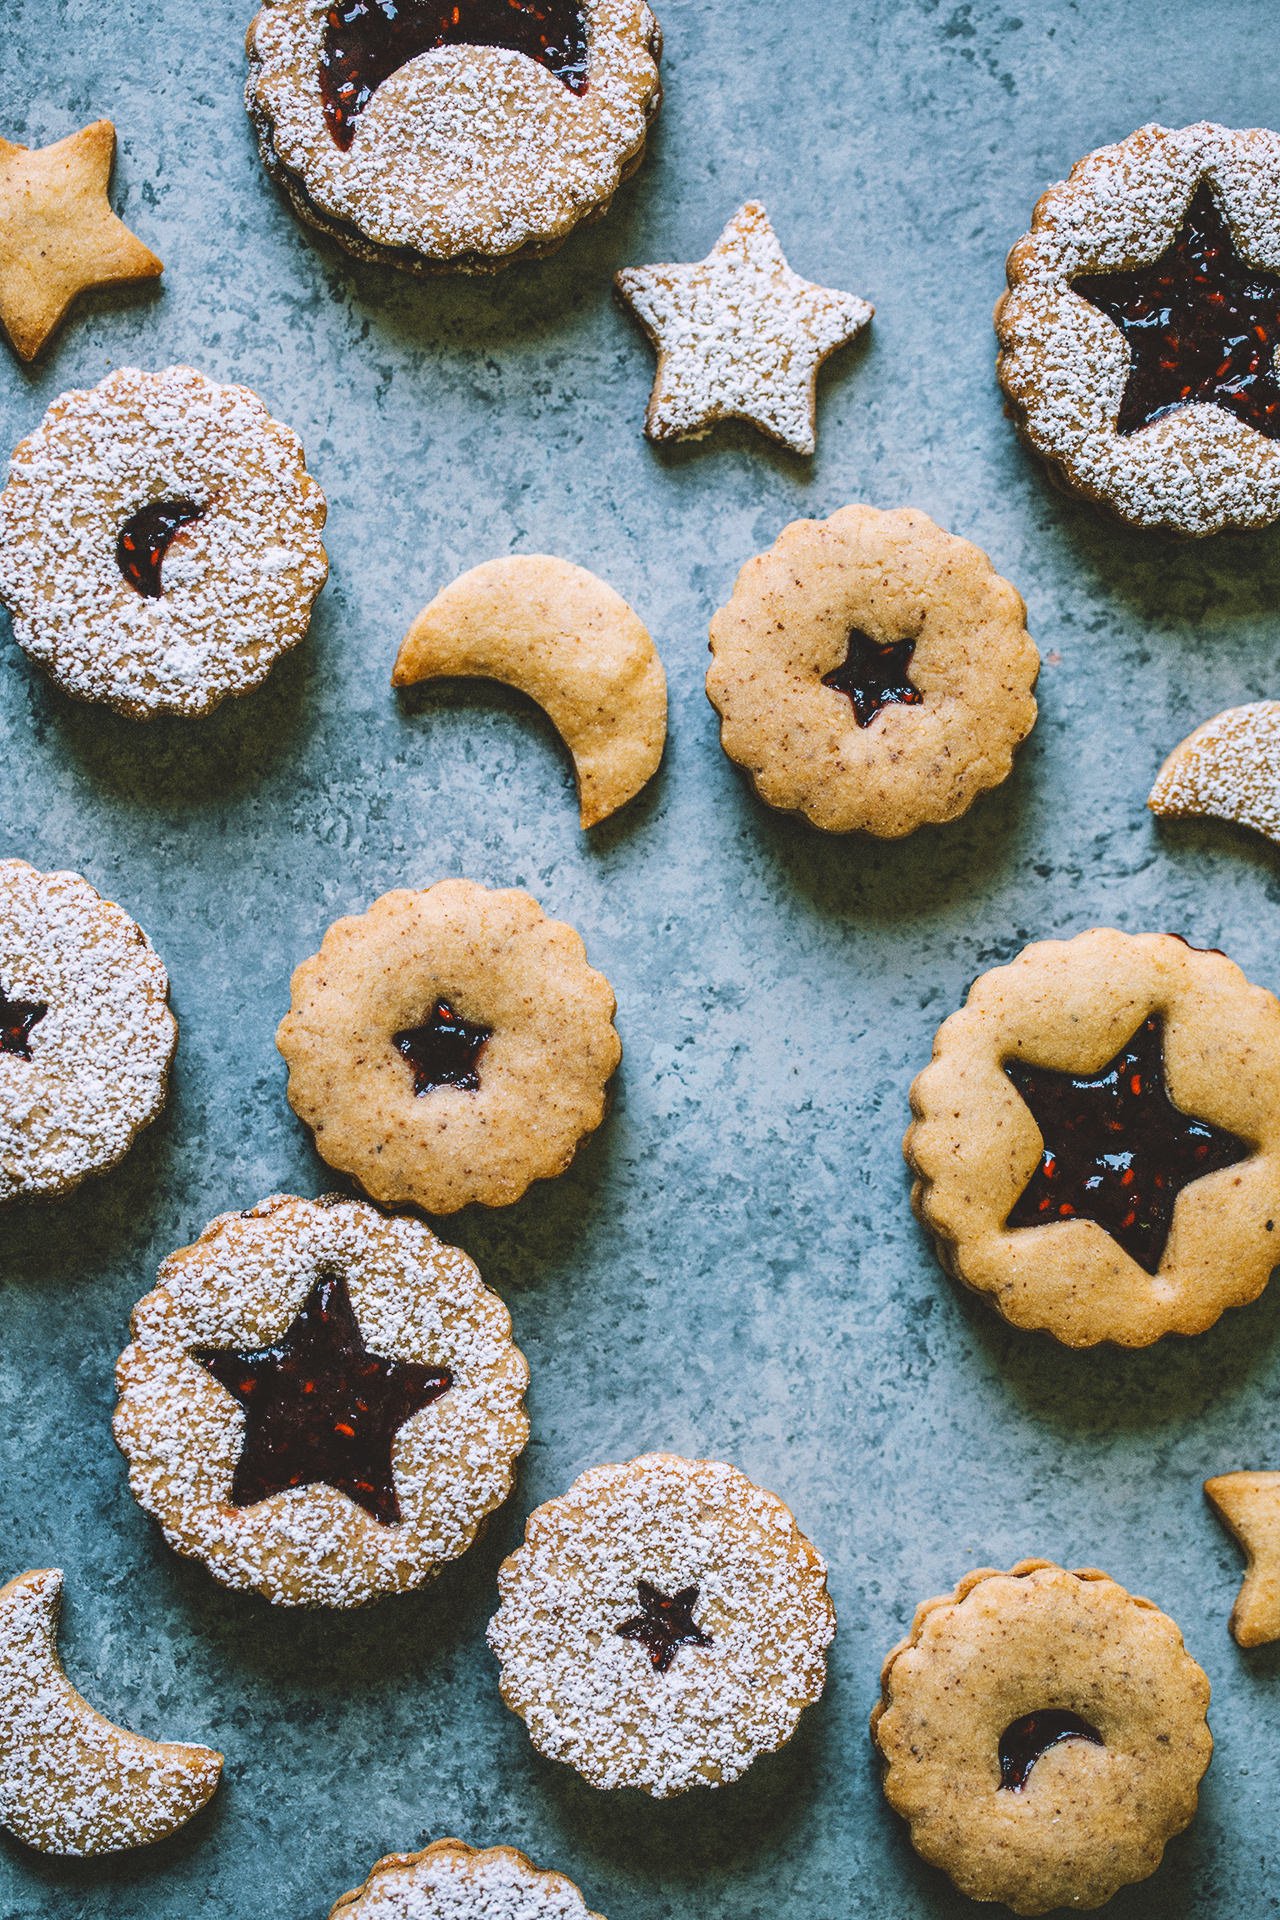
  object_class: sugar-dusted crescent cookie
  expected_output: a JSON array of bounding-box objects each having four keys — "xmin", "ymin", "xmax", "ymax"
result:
[
  {"xmin": 0, "ymin": 1569, "xmax": 221, "ymax": 1856},
  {"xmin": 0, "ymin": 859, "xmax": 175, "ymax": 1203},
  {"xmin": 872, "ymin": 1560, "xmax": 1212, "ymax": 1915},
  {"xmin": 1149, "ymin": 701, "xmax": 1280, "ymax": 846},
  {"xmin": 0, "ymin": 365, "xmax": 327, "ymax": 719},
  {"xmin": 707, "ymin": 506, "xmax": 1038, "ymax": 836},
  {"xmin": 392, "ymin": 555, "xmax": 667, "ymax": 829},
  {"xmin": 997, "ymin": 121, "xmax": 1280, "ymax": 534},
  {"xmin": 488, "ymin": 1452, "xmax": 835, "ymax": 1797},
  {"xmin": 329, "ymin": 1839, "xmax": 606, "ymax": 1920},
  {"xmin": 113, "ymin": 1193, "xmax": 529, "ymax": 1607},
  {"xmin": 905, "ymin": 929, "xmax": 1280, "ymax": 1347},
  {"xmin": 277, "ymin": 879, "xmax": 620, "ymax": 1213},
  {"xmin": 1205, "ymin": 1470, "xmax": 1280, "ymax": 1646},
  {"xmin": 245, "ymin": 0, "xmax": 663, "ymax": 273}
]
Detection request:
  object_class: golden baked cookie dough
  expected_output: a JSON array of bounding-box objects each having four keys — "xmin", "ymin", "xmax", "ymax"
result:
[
  {"xmin": 707, "ymin": 505, "xmax": 1038, "ymax": 836},
  {"xmin": 329, "ymin": 1840, "xmax": 606, "ymax": 1920},
  {"xmin": 1205, "ymin": 1470, "xmax": 1280, "ymax": 1646}
]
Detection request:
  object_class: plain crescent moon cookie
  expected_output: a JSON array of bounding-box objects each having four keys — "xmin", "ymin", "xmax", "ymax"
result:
[
  {"xmin": 329, "ymin": 1839, "xmax": 607, "ymax": 1920},
  {"xmin": 1149, "ymin": 701, "xmax": 1280, "ymax": 846}
]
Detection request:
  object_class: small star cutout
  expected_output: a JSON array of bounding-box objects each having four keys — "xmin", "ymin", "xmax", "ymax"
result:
[
  {"xmin": 1006, "ymin": 1013, "xmax": 1252, "ymax": 1274},
  {"xmin": 195, "ymin": 1266, "xmax": 452, "ymax": 1525},
  {"xmin": 615, "ymin": 1579, "xmax": 712, "ymax": 1672},
  {"xmin": 0, "ymin": 979, "xmax": 47, "ymax": 1059},
  {"xmin": 0, "ymin": 119, "xmax": 162, "ymax": 363},
  {"xmin": 393, "ymin": 1000, "xmax": 491, "ymax": 1094},
  {"xmin": 823, "ymin": 628, "xmax": 924, "ymax": 727},
  {"xmin": 1205, "ymin": 1471, "xmax": 1280, "ymax": 1646},
  {"xmin": 615, "ymin": 201, "xmax": 873, "ymax": 456},
  {"xmin": 1072, "ymin": 180, "xmax": 1280, "ymax": 439}
]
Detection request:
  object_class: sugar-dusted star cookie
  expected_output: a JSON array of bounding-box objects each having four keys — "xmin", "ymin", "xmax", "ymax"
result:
[
  {"xmin": 615, "ymin": 201, "xmax": 872, "ymax": 456},
  {"xmin": 0, "ymin": 120, "xmax": 161, "ymax": 362},
  {"xmin": 1205, "ymin": 1471, "xmax": 1280, "ymax": 1646},
  {"xmin": 1149, "ymin": 702, "xmax": 1280, "ymax": 847}
]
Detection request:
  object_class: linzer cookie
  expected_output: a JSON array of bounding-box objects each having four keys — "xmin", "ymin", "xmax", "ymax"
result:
[
  {"xmin": 1205, "ymin": 1470, "xmax": 1280, "ymax": 1646},
  {"xmin": 1150, "ymin": 702, "xmax": 1280, "ymax": 847},
  {"xmin": 113, "ymin": 1193, "xmax": 529, "ymax": 1607},
  {"xmin": 0, "ymin": 366, "xmax": 327, "ymax": 718},
  {"xmin": 997, "ymin": 122, "xmax": 1280, "ymax": 534},
  {"xmin": 707, "ymin": 506, "xmax": 1038, "ymax": 836},
  {"xmin": 277, "ymin": 879, "xmax": 620, "ymax": 1213},
  {"xmin": 872, "ymin": 1561, "xmax": 1212, "ymax": 1915},
  {"xmin": 245, "ymin": 0, "xmax": 663, "ymax": 273},
  {"xmin": 0, "ymin": 859, "xmax": 175, "ymax": 1203},
  {"xmin": 488, "ymin": 1452, "xmax": 835, "ymax": 1797},
  {"xmin": 329, "ymin": 1840, "xmax": 606, "ymax": 1920},
  {"xmin": 906, "ymin": 929, "xmax": 1280, "ymax": 1347}
]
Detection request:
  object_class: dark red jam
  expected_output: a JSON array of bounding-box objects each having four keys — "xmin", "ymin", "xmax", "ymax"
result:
[
  {"xmin": 196, "ymin": 1267, "xmax": 451, "ymax": 1525},
  {"xmin": 394, "ymin": 1001, "xmax": 491, "ymax": 1094},
  {"xmin": 0, "ymin": 980, "xmax": 46, "ymax": 1059},
  {"xmin": 116, "ymin": 499, "xmax": 203, "ymax": 599},
  {"xmin": 998, "ymin": 1710, "xmax": 1103, "ymax": 1791},
  {"xmin": 822, "ymin": 628, "xmax": 923, "ymax": 728},
  {"xmin": 615, "ymin": 1580, "xmax": 712, "ymax": 1673},
  {"xmin": 1072, "ymin": 181, "xmax": 1280, "ymax": 439},
  {"xmin": 319, "ymin": 0, "xmax": 590, "ymax": 150},
  {"xmin": 1005, "ymin": 1013, "xmax": 1252, "ymax": 1275}
]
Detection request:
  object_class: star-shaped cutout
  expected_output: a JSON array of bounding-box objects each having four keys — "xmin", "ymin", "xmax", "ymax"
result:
[
  {"xmin": 1072, "ymin": 180, "xmax": 1280, "ymax": 439},
  {"xmin": 1205, "ymin": 1470, "xmax": 1280, "ymax": 1647},
  {"xmin": 615, "ymin": 1579, "xmax": 712, "ymax": 1672},
  {"xmin": 823, "ymin": 628, "xmax": 924, "ymax": 727},
  {"xmin": 393, "ymin": 1000, "xmax": 491, "ymax": 1094},
  {"xmin": 0, "ymin": 978, "xmax": 47, "ymax": 1059},
  {"xmin": 0, "ymin": 119, "xmax": 162, "ymax": 363},
  {"xmin": 1005, "ymin": 1013, "xmax": 1252, "ymax": 1274},
  {"xmin": 195, "ymin": 1266, "xmax": 451, "ymax": 1525},
  {"xmin": 615, "ymin": 201, "xmax": 873, "ymax": 456}
]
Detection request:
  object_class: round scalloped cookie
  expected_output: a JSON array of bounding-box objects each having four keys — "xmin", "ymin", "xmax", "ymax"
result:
[{"xmin": 329, "ymin": 1840, "xmax": 606, "ymax": 1920}]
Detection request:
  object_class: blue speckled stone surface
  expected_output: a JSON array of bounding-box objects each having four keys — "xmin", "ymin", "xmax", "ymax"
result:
[{"xmin": 4, "ymin": 2, "xmax": 1280, "ymax": 1915}]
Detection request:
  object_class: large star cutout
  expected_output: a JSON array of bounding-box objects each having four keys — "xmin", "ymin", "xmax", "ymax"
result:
[
  {"xmin": 0, "ymin": 978, "xmax": 47, "ymax": 1059},
  {"xmin": 1005, "ymin": 1013, "xmax": 1252, "ymax": 1274},
  {"xmin": 823, "ymin": 628, "xmax": 924, "ymax": 728},
  {"xmin": 615, "ymin": 1579, "xmax": 712, "ymax": 1672},
  {"xmin": 1072, "ymin": 180, "xmax": 1280, "ymax": 439},
  {"xmin": 615, "ymin": 201, "xmax": 873, "ymax": 456},
  {"xmin": 0, "ymin": 120, "xmax": 162, "ymax": 363},
  {"xmin": 393, "ymin": 1000, "xmax": 491, "ymax": 1094},
  {"xmin": 1205, "ymin": 1471, "xmax": 1280, "ymax": 1647},
  {"xmin": 195, "ymin": 1267, "xmax": 451, "ymax": 1525}
]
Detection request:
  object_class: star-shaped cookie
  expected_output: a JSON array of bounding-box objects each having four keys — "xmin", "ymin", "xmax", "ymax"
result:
[
  {"xmin": 0, "ymin": 120, "xmax": 162, "ymax": 362},
  {"xmin": 1205, "ymin": 1470, "xmax": 1280, "ymax": 1646},
  {"xmin": 615, "ymin": 201, "xmax": 872, "ymax": 456}
]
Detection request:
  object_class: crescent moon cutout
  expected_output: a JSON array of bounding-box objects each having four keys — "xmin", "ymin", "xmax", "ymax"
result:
[
  {"xmin": 392, "ymin": 555, "xmax": 667, "ymax": 829},
  {"xmin": 1149, "ymin": 701, "xmax": 1280, "ymax": 846},
  {"xmin": 0, "ymin": 1569, "xmax": 222, "ymax": 1855}
]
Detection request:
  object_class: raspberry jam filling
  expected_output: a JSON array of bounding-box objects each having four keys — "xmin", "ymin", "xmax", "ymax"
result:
[
  {"xmin": 822, "ymin": 629, "xmax": 923, "ymax": 727},
  {"xmin": 116, "ymin": 499, "xmax": 203, "ymax": 599},
  {"xmin": 0, "ymin": 980, "xmax": 46, "ymax": 1059},
  {"xmin": 615, "ymin": 1580, "xmax": 713, "ymax": 1673},
  {"xmin": 394, "ymin": 1000, "xmax": 491, "ymax": 1094},
  {"xmin": 319, "ymin": 0, "xmax": 591, "ymax": 151},
  {"xmin": 998, "ymin": 1710, "xmax": 1103, "ymax": 1792},
  {"xmin": 1004, "ymin": 1013, "xmax": 1252, "ymax": 1275},
  {"xmin": 195, "ymin": 1267, "xmax": 451, "ymax": 1525},
  {"xmin": 1072, "ymin": 181, "xmax": 1280, "ymax": 439}
]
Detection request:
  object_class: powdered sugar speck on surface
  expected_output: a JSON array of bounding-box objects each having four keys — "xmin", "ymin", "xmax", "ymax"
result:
[{"xmin": 1150, "ymin": 700, "xmax": 1280, "ymax": 842}]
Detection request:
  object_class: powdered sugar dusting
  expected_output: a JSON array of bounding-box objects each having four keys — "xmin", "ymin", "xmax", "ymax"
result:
[
  {"xmin": 113, "ymin": 1194, "xmax": 529, "ymax": 1608},
  {"xmin": 1150, "ymin": 700, "xmax": 1280, "ymax": 842},
  {"xmin": 997, "ymin": 122, "xmax": 1280, "ymax": 533},
  {"xmin": 0, "ymin": 366, "xmax": 327, "ymax": 717},
  {"xmin": 488, "ymin": 1452, "xmax": 835, "ymax": 1797},
  {"xmin": 0, "ymin": 860, "xmax": 175, "ymax": 1202},
  {"xmin": 334, "ymin": 1841, "xmax": 605, "ymax": 1920}
]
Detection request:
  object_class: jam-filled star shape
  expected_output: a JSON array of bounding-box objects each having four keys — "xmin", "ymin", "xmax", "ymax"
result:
[
  {"xmin": 1072, "ymin": 180, "xmax": 1280, "ymax": 439},
  {"xmin": 1205, "ymin": 1470, "xmax": 1280, "ymax": 1647},
  {"xmin": 195, "ymin": 1266, "xmax": 451, "ymax": 1525},
  {"xmin": 0, "ymin": 120, "xmax": 162, "ymax": 363},
  {"xmin": 1005, "ymin": 1012, "xmax": 1252, "ymax": 1274},
  {"xmin": 0, "ymin": 978, "xmax": 47, "ymax": 1060},
  {"xmin": 823, "ymin": 628, "xmax": 923, "ymax": 727},
  {"xmin": 394, "ymin": 1000, "xmax": 491, "ymax": 1094},
  {"xmin": 615, "ymin": 1579, "xmax": 712, "ymax": 1672}
]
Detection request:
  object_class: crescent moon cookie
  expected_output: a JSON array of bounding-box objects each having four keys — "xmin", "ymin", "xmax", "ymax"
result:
[
  {"xmin": 905, "ymin": 929, "xmax": 1280, "ymax": 1348},
  {"xmin": 997, "ymin": 122, "xmax": 1280, "ymax": 535},
  {"xmin": 277, "ymin": 880, "xmax": 620, "ymax": 1213},
  {"xmin": 0, "ymin": 365, "xmax": 327, "ymax": 719},
  {"xmin": 1149, "ymin": 702, "xmax": 1280, "ymax": 847},
  {"xmin": 706, "ymin": 506, "xmax": 1038, "ymax": 837},
  {"xmin": 487, "ymin": 1452, "xmax": 835, "ymax": 1798},
  {"xmin": 244, "ymin": 0, "xmax": 663, "ymax": 274},
  {"xmin": 0, "ymin": 1569, "xmax": 221, "ymax": 1856},
  {"xmin": 392, "ymin": 554, "xmax": 667, "ymax": 829},
  {"xmin": 1204, "ymin": 1470, "xmax": 1280, "ymax": 1646},
  {"xmin": 113, "ymin": 1193, "xmax": 529, "ymax": 1608},
  {"xmin": 872, "ymin": 1561, "xmax": 1212, "ymax": 1916},
  {"xmin": 0, "ymin": 859, "xmax": 175, "ymax": 1203},
  {"xmin": 329, "ymin": 1840, "xmax": 606, "ymax": 1920}
]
